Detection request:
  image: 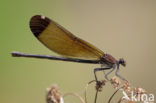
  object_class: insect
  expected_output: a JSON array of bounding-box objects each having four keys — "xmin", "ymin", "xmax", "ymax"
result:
[{"xmin": 12, "ymin": 15, "xmax": 126, "ymax": 82}]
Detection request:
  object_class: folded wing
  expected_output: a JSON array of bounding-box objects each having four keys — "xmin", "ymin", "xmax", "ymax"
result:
[{"xmin": 30, "ymin": 15, "xmax": 104, "ymax": 60}]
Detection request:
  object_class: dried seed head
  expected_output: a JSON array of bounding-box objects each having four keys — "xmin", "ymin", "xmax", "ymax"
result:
[
  {"xmin": 110, "ymin": 76, "xmax": 121, "ymax": 89},
  {"xmin": 132, "ymin": 87, "xmax": 146, "ymax": 102},
  {"xmin": 133, "ymin": 87, "xmax": 146, "ymax": 95},
  {"xmin": 122, "ymin": 81, "xmax": 131, "ymax": 93},
  {"xmin": 95, "ymin": 80, "xmax": 106, "ymax": 91},
  {"xmin": 46, "ymin": 84, "xmax": 64, "ymax": 103}
]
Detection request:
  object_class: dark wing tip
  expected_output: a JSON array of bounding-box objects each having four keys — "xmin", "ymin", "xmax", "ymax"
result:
[{"xmin": 30, "ymin": 15, "xmax": 51, "ymax": 37}]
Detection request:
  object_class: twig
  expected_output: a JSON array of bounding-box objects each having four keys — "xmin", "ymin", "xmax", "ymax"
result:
[
  {"xmin": 108, "ymin": 87, "xmax": 122, "ymax": 103},
  {"xmin": 63, "ymin": 93, "xmax": 85, "ymax": 103},
  {"xmin": 94, "ymin": 89, "xmax": 99, "ymax": 103},
  {"xmin": 84, "ymin": 80, "xmax": 106, "ymax": 103},
  {"xmin": 117, "ymin": 97, "xmax": 122, "ymax": 103},
  {"xmin": 84, "ymin": 80, "xmax": 96, "ymax": 103}
]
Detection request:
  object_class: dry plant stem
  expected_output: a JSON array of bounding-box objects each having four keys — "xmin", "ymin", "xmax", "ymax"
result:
[
  {"xmin": 63, "ymin": 93, "xmax": 85, "ymax": 103},
  {"xmin": 94, "ymin": 89, "xmax": 99, "ymax": 103},
  {"xmin": 117, "ymin": 97, "xmax": 122, "ymax": 103},
  {"xmin": 108, "ymin": 87, "xmax": 122, "ymax": 103},
  {"xmin": 84, "ymin": 80, "xmax": 96, "ymax": 103}
]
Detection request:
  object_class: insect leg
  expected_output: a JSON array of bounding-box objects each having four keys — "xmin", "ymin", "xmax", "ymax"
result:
[
  {"xmin": 94, "ymin": 67, "xmax": 111, "ymax": 82},
  {"xmin": 115, "ymin": 67, "xmax": 128, "ymax": 82},
  {"xmin": 105, "ymin": 67, "xmax": 116, "ymax": 80}
]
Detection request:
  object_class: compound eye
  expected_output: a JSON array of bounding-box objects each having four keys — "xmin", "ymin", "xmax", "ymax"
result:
[{"xmin": 119, "ymin": 58, "xmax": 126, "ymax": 67}]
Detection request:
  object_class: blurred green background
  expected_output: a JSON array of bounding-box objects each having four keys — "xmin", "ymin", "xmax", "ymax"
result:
[{"xmin": 1, "ymin": 0, "xmax": 156, "ymax": 103}]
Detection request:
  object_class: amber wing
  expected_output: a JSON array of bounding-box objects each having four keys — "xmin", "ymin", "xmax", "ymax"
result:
[{"xmin": 30, "ymin": 15, "xmax": 104, "ymax": 60}]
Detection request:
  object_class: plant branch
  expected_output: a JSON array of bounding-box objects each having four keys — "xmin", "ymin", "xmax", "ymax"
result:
[{"xmin": 63, "ymin": 93, "xmax": 85, "ymax": 103}]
